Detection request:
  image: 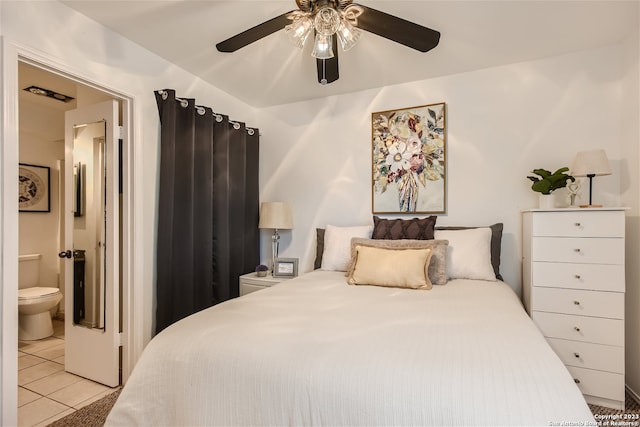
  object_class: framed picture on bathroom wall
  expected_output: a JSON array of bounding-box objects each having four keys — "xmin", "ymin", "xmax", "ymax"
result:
[{"xmin": 19, "ymin": 163, "xmax": 50, "ymax": 213}]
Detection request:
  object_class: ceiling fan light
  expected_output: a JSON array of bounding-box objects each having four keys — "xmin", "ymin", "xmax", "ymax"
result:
[
  {"xmin": 311, "ymin": 33, "xmax": 334, "ymax": 59},
  {"xmin": 337, "ymin": 18, "xmax": 361, "ymax": 51},
  {"xmin": 285, "ymin": 17, "xmax": 313, "ymax": 48}
]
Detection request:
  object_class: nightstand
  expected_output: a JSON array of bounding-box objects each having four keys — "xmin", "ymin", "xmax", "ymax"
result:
[
  {"xmin": 239, "ymin": 272, "xmax": 289, "ymax": 296},
  {"xmin": 522, "ymin": 208, "xmax": 626, "ymax": 410}
]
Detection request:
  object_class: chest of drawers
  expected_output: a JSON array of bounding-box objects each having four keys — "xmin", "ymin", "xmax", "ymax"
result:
[{"xmin": 522, "ymin": 208, "xmax": 626, "ymax": 410}]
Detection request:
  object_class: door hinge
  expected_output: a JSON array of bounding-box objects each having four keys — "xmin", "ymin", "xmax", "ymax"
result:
[
  {"xmin": 118, "ymin": 126, "xmax": 124, "ymax": 139},
  {"xmin": 117, "ymin": 332, "xmax": 125, "ymax": 347}
]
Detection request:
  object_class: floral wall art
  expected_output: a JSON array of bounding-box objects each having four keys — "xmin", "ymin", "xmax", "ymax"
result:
[{"xmin": 372, "ymin": 102, "xmax": 446, "ymax": 214}]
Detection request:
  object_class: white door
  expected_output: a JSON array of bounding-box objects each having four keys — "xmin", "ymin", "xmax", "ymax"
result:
[{"xmin": 62, "ymin": 100, "xmax": 120, "ymax": 387}]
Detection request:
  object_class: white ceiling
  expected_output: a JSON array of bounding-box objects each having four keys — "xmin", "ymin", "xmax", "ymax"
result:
[{"xmin": 59, "ymin": 0, "xmax": 639, "ymax": 108}]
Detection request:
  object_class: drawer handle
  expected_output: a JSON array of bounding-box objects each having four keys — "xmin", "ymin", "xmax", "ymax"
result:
[
  {"xmin": 574, "ymin": 378, "xmax": 581, "ymax": 384},
  {"xmin": 574, "ymin": 353, "xmax": 580, "ymax": 358},
  {"xmin": 574, "ymin": 222, "xmax": 581, "ymax": 227},
  {"xmin": 574, "ymin": 248, "xmax": 582, "ymax": 253},
  {"xmin": 573, "ymin": 300, "xmax": 580, "ymax": 306},
  {"xmin": 574, "ymin": 326, "xmax": 581, "ymax": 332},
  {"xmin": 574, "ymin": 274, "xmax": 581, "ymax": 279}
]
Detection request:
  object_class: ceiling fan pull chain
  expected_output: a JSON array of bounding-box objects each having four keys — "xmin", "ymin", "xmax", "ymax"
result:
[{"xmin": 321, "ymin": 59, "xmax": 327, "ymax": 85}]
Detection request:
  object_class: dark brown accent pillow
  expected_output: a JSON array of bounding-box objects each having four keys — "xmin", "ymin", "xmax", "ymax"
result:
[
  {"xmin": 314, "ymin": 228, "xmax": 325, "ymax": 270},
  {"xmin": 435, "ymin": 223, "xmax": 504, "ymax": 281},
  {"xmin": 371, "ymin": 216, "xmax": 437, "ymax": 240}
]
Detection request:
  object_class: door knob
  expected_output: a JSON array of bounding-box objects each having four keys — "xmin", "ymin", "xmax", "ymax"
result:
[{"xmin": 58, "ymin": 250, "xmax": 73, "ymax": 258}]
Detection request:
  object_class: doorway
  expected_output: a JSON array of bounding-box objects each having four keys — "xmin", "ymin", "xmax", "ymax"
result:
[
  {"xmin": 2, "ymin": 47, "xmax": 138, "ymax": 425},
  {"xmin": 0, "ymin": 39, "xmax": 144, "ymax": 425},
  {"xmin": 18, "ymin": 63, "xmax": 122, "ymax": 383}
]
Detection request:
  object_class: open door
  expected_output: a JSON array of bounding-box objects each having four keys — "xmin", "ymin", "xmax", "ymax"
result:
[{"xmin": 62, "ymin": 100, "xmax": 120, "ymax": 387}]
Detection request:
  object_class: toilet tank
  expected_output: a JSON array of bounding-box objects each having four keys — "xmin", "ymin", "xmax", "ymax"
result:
[{"xmin": 18, "ymin": 254, "xmax": 41, "ymax": 289}]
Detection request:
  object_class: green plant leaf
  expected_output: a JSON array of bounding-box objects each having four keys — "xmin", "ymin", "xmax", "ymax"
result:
[
  {"xmin": 527, "ymin": 166, "xmax": 574, "ymax": 194},
  {"xmin": 531, "ymin": 180, "xmax": 552, "ymax": 194}
]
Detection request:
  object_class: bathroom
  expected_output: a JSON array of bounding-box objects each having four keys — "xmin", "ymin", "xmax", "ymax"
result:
[{"xmin": 17, "ymin": 62, "xmax": 121, "ymax": 425}]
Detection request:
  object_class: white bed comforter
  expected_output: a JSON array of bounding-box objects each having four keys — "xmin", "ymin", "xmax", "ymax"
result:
[{"xmin": 106, "ymin": 271, "xmax": 596, "ymax": 426}]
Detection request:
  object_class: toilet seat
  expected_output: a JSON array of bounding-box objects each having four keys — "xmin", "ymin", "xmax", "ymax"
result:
[{"xmin": 18, "ymin": 287, "xmax": 61, "ymax": 300}]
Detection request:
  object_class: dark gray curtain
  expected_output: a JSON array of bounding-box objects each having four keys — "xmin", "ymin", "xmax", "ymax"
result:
[{"xmin": 154, "ymin": 89, "xmax": 259, "ymax": 335}]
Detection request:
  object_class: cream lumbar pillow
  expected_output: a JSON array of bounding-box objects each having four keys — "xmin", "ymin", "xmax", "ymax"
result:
[
  {"xmin": 347, "ymin": 245, "xmax": 433, "ymax": 290},
  {"xmin": 346, "ymin": 238, "xmax": 449, "ymax": 285}
]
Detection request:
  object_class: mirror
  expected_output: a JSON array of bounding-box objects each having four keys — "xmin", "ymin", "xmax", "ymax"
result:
[{"xmin": 72, "ymin": 121, "xmax": 106, "ymax": 330}]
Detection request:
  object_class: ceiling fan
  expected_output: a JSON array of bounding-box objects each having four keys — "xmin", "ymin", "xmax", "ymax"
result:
[{"xmin": 216, "ymin": 0, "xmax": 440, "ymax": 85}]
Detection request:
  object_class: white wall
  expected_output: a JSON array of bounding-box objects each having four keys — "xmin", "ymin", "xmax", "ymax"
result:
[
  {"xmin": 620, "ymin": 24, "xmax": 640, "ymax": 397},
  {"xmin": 18, "ymin": 129, "xmax": 63, "ymax": 291},
  {"xmin": 259, "ymin": 44, "xmax": 627, "ymax": 295}
]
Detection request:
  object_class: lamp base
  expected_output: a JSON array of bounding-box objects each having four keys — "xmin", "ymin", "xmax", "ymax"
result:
[{"xmin": 579, "ymin": 204, "xmax": 603, "ymax": 208}]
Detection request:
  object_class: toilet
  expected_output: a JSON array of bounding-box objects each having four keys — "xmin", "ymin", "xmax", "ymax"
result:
[{"xmin": 18, "ymin": 254, "xmax": 63, "ymax": 341}]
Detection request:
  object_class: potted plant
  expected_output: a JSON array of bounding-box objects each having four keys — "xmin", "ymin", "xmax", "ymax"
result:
[
  {"xmin": 255, "ymin": 264, "xmax": 269, "ymax": 277},
  {"xmin": 527, "ymin": 167, "xmax": 575, "ymax": 208}
]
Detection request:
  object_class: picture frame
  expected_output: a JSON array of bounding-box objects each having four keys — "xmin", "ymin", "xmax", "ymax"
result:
[
  {"xmin": 372, "ymin": 102, "xmax": 447, "ymax": 214},
  {"xmin": 273, "ymin": 258, "xmax": 298, "ymax": 278},
  {"xmin": 19, "ymin": 163, "xmax": 50, "ymax": 213}
]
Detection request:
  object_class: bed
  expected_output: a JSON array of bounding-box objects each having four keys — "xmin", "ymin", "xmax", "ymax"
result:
[{"xmin": 106, "ymin": 221, "xmax": 596, "ymax": 426}]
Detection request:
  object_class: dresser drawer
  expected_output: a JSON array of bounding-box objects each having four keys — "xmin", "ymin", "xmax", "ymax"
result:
[
  {"xmin": 533, "ymin": 312, "xmax": 624, "ymax": 346},
  {"xmin": 546, "ymin": 338, "xmax": 624, "ymax": 374},
  {"xmin": 531, "ymin": 210, "xmax": 625, "ymax": 238},
  {"xmin": 566, "ymin": 366, "xmax": 625, "ymax": 402},
  {"xmin": 532, "ymin": 287, "xmax": 624, "ymax": 319},
  {"xmin": 532, "ymin": 237, "xmax": 624, "ymax": 264},
  {"xmin": 532, "ymin": 262, "xmax": 625, "ymax": 292}
]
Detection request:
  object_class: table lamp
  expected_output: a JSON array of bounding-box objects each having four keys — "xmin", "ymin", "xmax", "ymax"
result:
[
  {"xmin": 571, "ymin": 149, "xmax": 611, "ymax": 208},
  {"xmin": 258, "ymin": 202, "xmax": 293, "ymax": 274}
]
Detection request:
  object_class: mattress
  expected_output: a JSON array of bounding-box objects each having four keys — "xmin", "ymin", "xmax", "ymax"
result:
[{"xmin": 106, "ymin": 270, "xmax": 595, "ymax": 426}]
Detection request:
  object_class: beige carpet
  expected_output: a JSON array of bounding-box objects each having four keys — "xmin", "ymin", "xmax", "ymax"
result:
[
  {"xmin": 589, "ymin": 390, "xmax": 640, "ymax": 419},
  {"xmin": 46, "ymin": 389, "xmax": 121, "ymax": 427}
]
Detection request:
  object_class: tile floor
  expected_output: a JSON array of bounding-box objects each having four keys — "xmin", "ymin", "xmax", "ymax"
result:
[{"xmin": 18, "ymin": 320, "xmax": 119, "ymax": 427}]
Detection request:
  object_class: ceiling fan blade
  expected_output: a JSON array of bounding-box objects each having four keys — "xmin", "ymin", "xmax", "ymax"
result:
[
  {"xmin": 355, "ymin": 5, "xmax": 440, "ymax": 53},
  {"xmin": 216, "ymin": 11, "xmax": 295, "ymax": 52},
  {"xmin": 316, "ymin": 36, "xmax": 339, "ymax": 85}
]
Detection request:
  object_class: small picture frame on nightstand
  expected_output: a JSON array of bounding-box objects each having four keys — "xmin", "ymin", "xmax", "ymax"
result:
[{"xmin": 274, "ymin": 258, "xmax": 298, "ymax": 278}]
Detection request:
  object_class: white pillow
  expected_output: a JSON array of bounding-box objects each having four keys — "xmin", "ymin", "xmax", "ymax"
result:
[
  {"xmin": 433, "ymin": 227, "xmax": 496, "ymax": 281},
  {"xmin": 321, "ymin": 225, "xmax": 373, "ymax": 271}
]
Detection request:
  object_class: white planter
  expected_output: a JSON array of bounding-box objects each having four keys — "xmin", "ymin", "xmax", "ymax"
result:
[{"xmin": 538, "ymin": 194, "xmax": 555, "ymax": 209}]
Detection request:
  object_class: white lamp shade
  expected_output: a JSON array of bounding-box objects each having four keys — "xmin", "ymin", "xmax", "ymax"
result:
[
  {"xmin": 571, "ymin": 149, "xmax": 612, "ymax": 177},
  {"xmin": 258, "ymin": 202, "xmax": 293, "ymax": 230}
]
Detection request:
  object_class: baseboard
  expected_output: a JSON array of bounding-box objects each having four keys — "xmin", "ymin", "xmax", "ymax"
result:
[{"xmin": 626, "ymin": 384, "xmax": 640, "ymax": 405}]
